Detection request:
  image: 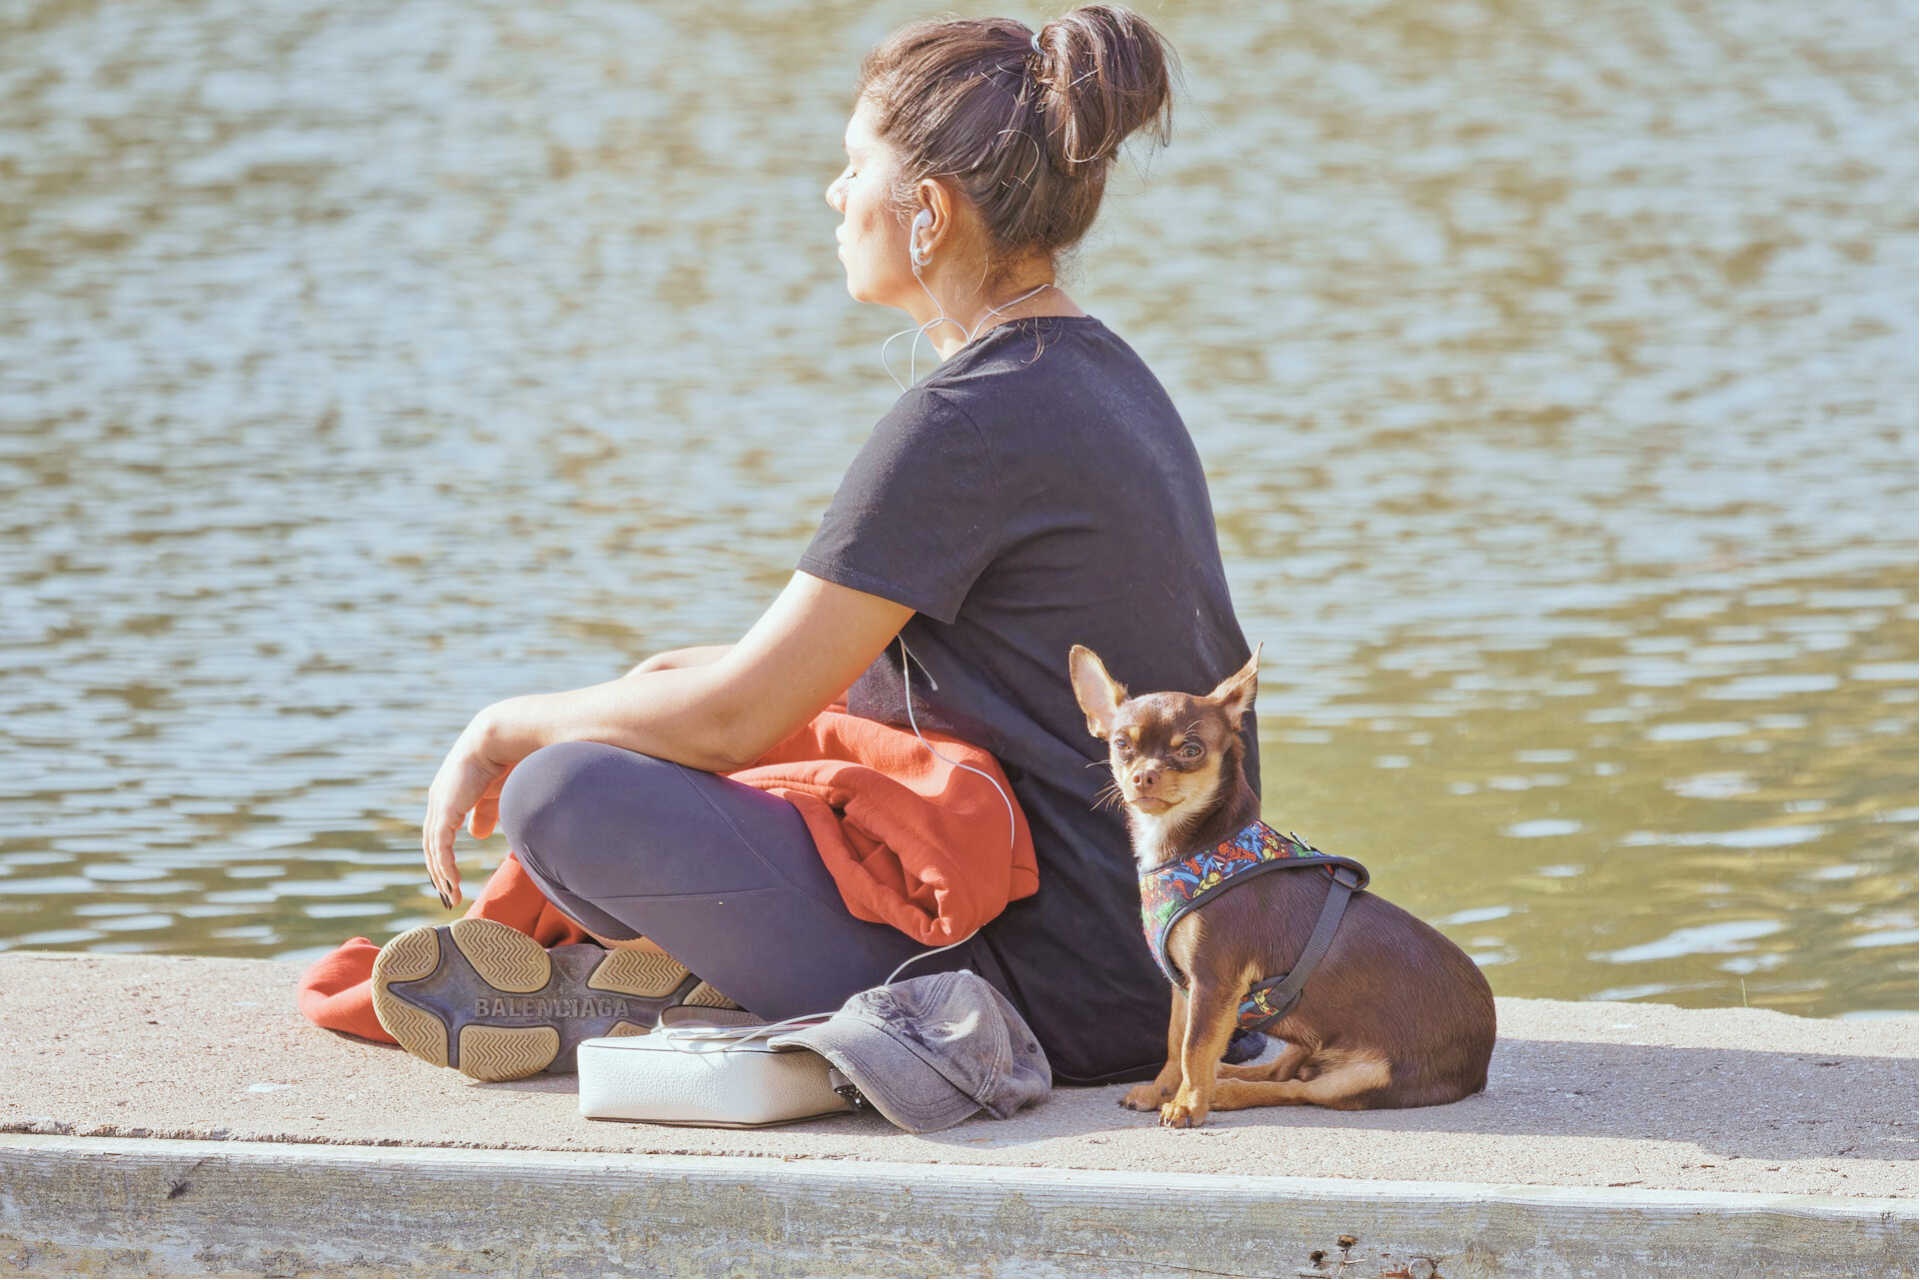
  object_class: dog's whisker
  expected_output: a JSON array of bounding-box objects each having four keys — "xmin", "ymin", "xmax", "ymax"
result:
[{"xmin": 1091, "ymin": 777, "xmax": 1129, "ymax": 815}]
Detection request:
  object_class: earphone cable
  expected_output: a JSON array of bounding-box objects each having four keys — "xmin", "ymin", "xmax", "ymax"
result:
[
  {"xmin": 879, "ymin": 231, "xmax": 1055, "ymax": 391},
  {"xmin": 896, "ymin": 635, "xmax": 1019, "ymax": 853}
]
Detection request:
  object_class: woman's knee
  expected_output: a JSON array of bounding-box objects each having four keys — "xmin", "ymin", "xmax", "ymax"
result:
[
  {"xmin": 498, "ymin": 740, "xmax": 811, "ymax": 906},
  {"xmin": 498, "ymin": 740, "xmax": 672, "ymax": 885}
]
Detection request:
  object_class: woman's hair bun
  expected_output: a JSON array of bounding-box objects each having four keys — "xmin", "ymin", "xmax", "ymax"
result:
[
  {"xmin": 1030, "ymin": 5, "xmax": 1174, "ymax": 174},
  {"xmin": 858, "ymin": 4, "xmax": 1179, "ymax": 270}
]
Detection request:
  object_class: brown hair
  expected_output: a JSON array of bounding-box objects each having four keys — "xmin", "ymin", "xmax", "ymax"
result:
[{"xmin": 857, "ymin": 5, "xmax": 1175, "ymax": 275}]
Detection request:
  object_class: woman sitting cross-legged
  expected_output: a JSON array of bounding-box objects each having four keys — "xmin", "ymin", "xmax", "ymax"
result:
[{"xmin": 390, "ymin": 4, "xmax": 1262, "ymax": 1087}]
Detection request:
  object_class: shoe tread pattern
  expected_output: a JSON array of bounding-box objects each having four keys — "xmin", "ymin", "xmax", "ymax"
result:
[
  {"xmin": 587, "ymin": 949, "xmax": 691, "ymax": 997},
  {"xmin": 373, "ymin": 922, "xmax": 721, "ymax": 1081},
  {"xmin": 458, "ymin": 1024, "xmax": 560, "ymax": 1082},
  {"xmin": 370, "ymin": 926, "xmax": 449, "ymax": 1068},
  {"xmin": 450, "ymin": 918, "xmax": 550, "ymax": 992},
  {"xmin": 683, "ymin": 980, "xmax": 742, "ymax": 1009}
]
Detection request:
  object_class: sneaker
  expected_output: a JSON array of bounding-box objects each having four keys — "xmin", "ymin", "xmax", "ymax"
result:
[{"xmin": 370, "ymin": 917, "xmax": 740, "ymax": 1081}]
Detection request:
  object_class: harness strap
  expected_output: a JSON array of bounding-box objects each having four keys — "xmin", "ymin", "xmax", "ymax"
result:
[{"xmin": 1241, "ymin": 863, "xmax": 1362, "ymax": 1030}]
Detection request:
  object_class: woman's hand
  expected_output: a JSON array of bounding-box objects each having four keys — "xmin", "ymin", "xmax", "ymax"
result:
[
  {"xmin": 466, "ymin": 761, "xmax": 515, "ymax": 843},
  {"xmin": 421, "ymin": 709, "xmax": 518, "ymax": 909}
]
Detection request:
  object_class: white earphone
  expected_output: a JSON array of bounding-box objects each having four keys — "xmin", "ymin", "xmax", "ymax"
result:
[{"xmin": 909, "ymin": 209, "xmax": 932, "ymax": 268}]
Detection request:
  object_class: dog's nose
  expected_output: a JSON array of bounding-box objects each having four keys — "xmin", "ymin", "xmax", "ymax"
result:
[{"xmin": 1131, "ymin": 766, "xmax": 1158, "ymax": 791}]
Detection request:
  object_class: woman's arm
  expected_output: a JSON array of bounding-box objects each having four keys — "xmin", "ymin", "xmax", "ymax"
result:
[
  {"xmin": 421, "ymin": 571, "xmax": 912, "ymax": 905},
  {"xmin": 625, "ymin": 644, "xmax": 733, "ymax": 676}
]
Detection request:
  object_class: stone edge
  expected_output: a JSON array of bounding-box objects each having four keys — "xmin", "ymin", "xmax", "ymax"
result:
[{"xmin": 2, "ymin": 1135, "xmax": 1913, "ymax": 1278}]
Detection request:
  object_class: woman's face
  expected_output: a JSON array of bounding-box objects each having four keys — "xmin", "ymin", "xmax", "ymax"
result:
[{"xmin": 826, "ymin": 99, "xmax": 915, "ymax": 308}]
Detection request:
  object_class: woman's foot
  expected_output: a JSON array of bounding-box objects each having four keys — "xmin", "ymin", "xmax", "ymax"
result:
[{"xmin": 371, "ymin": 918, "xmax": 739, "ymax": 1081}]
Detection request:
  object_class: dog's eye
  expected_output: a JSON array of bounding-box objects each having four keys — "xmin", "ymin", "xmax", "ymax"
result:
[
  {"xmin": 1112, "ymin": 737, "xmax": 1132, "ymax": 757},
  {"xmin": 1179, "ymin": 742, "xmax": 1204, "ymax": 759}
]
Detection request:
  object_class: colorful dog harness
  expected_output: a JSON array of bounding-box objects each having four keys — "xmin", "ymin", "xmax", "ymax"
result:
[{"xmin": 1139, "ymin": 820, "xmax": 1370, "ymax": 1032}]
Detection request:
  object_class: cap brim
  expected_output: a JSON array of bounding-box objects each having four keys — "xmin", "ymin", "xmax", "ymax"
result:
[{"xmin": 771, "ymin": 1019, "xmax": 980, "ymax": 1134}]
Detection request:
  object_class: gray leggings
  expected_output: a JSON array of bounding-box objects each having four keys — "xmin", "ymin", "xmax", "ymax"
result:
[{"xmin": 497, "ymin": 740, "xmax": 997, "ymax": 1022}]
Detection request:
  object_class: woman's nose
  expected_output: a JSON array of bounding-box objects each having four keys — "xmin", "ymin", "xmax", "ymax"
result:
[{"xmin": 824, "ymin": 174, "xmax": 845, "ymax": 212}]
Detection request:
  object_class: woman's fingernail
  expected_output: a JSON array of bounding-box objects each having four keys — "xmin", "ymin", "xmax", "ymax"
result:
[{"xmin": 438, "ymin": 891, "xmax": 451, "ymax": 909}]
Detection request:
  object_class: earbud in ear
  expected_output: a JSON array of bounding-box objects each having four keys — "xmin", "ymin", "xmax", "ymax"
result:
[{"xmin": 910, "ymin": 209, "xmax": 933, "ymax": 267}]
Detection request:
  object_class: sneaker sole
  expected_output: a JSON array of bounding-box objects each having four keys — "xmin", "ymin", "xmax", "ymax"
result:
[{"xmin": 370, "ymin": 918, "xmax": 729, "ymax": 1081}]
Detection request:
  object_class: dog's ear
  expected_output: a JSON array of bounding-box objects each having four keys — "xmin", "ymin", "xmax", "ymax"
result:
[
  {"xmin": 1068, "ymin": 644, "xmax": 1128, "ymax": 738},
  {"xmin": 1206, "ymin": 643, "xmax": 1262, "ymax": 727}
]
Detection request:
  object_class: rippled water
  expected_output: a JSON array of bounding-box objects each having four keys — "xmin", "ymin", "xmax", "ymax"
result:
[{"xmin": 2, "ymin": 0, "xmax": 1914, "ymax": 1017}]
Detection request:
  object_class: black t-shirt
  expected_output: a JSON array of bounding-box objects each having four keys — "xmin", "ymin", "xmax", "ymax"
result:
[{"xmin": 798, "ymin": 315, "xmax": 1258, "ymax": 1084}]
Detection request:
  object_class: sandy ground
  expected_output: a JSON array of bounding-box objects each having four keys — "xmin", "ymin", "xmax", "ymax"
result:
[{"xmin": 1, "ymin": 952, "xmax": 1911, "ymax": 1200}]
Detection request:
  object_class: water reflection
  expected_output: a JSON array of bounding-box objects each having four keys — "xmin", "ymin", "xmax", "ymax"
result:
[
  {"xmin": 0, "ymin": 0, "xmax": 1913, "ymax": 1016},
  {"xmin": 1265, "ymin": 569, "xmax": 1916, "ymax": 1015}
]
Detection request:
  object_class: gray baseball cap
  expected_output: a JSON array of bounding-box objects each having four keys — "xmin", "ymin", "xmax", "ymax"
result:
[{"xmin": 768, "ymin": 971, "xmax": 1050, "ymax": 1133}]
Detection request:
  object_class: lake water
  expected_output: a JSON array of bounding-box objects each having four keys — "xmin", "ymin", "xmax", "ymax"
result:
[{"xmin": 2, "ymin": 0, "xmax": 1914, "ymax": 1018}]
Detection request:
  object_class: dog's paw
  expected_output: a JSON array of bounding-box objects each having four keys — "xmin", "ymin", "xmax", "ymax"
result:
[
  {"xmin": 1160, "ymin": 1096, "xmax": 1209, "ymax": 1128},
  {"xmin": 1121, "ymin": 1083, "xmax": 1170, "ymax": 1111}
]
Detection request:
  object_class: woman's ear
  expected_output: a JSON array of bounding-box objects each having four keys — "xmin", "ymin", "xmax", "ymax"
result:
[
  {"xmin": 1069, "ymin": 644, "xmax": 1128, "ymax": 738},
  {"xmin": 912, "ymin": 178, "xmax": 960, "ymax": 262},
  {"xmin": 1207, "ymin": 643, "xmax": 1262, "ymax": 727}
]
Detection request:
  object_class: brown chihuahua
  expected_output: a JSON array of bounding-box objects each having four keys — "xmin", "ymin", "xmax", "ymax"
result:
[{"xmin": 1069, "ymin": 643, "xmax": 1496, "ymax": 1128}]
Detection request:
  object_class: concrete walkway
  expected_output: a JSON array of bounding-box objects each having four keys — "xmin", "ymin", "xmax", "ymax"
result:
[{"xmin": 1, "ymin": 952, "xmax": 1914, "ymax": 1276}]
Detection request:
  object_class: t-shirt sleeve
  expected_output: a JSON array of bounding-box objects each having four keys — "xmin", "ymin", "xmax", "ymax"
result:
[{"xmin": 797, "ymin": 389, "xmax": 999, "ymax": 624}]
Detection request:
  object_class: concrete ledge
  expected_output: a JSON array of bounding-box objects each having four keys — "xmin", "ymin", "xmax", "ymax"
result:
[
  {"xmin": 7, "ymin": 955, "xmax": 1915, "ymax": 1198},
  {"xmin": 4, "ymin": 1135, "xmax": 1913, "ymax": 1279}
]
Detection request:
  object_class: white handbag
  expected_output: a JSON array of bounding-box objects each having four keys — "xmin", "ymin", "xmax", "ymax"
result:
[
  {"xmin": 577, "ymin": 1010, "xmax": 858, "ymax": 1128},
  {"xmin": 577, "ymin": 925, "xmax": 988, "ymax": 1130}
]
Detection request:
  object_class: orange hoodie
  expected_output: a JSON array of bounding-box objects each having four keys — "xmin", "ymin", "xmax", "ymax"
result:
[{"xmin": 297, "ymin": 709, "xmax": 1037, "ymax": 1043}]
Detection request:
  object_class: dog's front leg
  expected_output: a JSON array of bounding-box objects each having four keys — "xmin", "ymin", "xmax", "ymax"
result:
[
  {"xmin": 1122, "ymin": 987, "xmax": 1188, "ymax": 1111},
  {"xmin": 1161, "ymin": 978, "xmax": 1240, "ymax": 1128}
]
